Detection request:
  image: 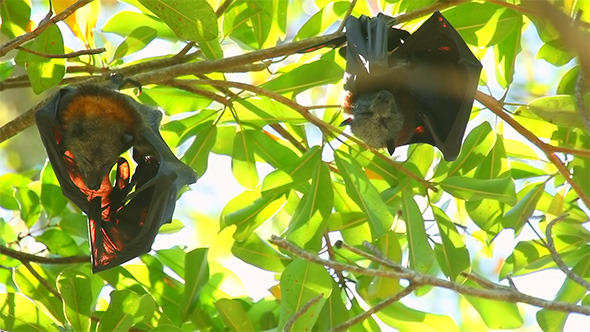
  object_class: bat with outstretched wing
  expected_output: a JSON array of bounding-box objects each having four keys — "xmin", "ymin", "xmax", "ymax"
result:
[
  {"xmin": 36, "ymin": 80, "xmax": 197, "ymax": 272},
  {"xmin": 305, "ymin": 11, "xmax": 482, "ymax": 160}
]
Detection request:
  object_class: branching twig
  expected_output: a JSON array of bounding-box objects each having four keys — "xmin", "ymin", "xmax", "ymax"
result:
[
  {"xmin": 476, "ymin": 91, "xmax": 590, "ymax": 209},
  {"xmin": 545, "ymin": 214, "xmax": 590, "ymax": 290},
  {"xmin": 0, "ymin": 0, "xmax": 94, "ymax": 57},
  {"xmin": 270, "ymin": 235, "xmax": 590, "ymax": 315},
  {"xmin": 0, "ymin": 245, "xmax": 89, "ymax": 265},
  {"xmin": 331, "ymin": 284, "xmax": 417, "ymax": 332},
  {"xmin": 16, "ymin": 46, "xmax": 106, "ymax": 58},
  {"xmin": 283, "ymin": 293, "xmax": 324, "ymax": 332}
]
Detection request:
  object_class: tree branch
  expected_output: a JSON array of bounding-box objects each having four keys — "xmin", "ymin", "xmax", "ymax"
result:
[
  {"xmin": 283, "ymin": 293, "xmax": 325, "ymax": 332},
  {"xmin": 270, "ymin": 235, "xmax": 590, "ymax": 315},
  {"xmin": 545, "ymin": 214, "xmax": 590, "ymax": 290},
  {"xmin": 476, "ymin": 91, "xmax": 590, "ymax": 209},
  {"xmin": 0, "ymin": 0, "xmax": 94, "ymax": 57},
  {"xmin": 16, "ymin": 46, "xmax": 105, "ymax": 58},
  {"xmin": 0, "ymin": 245, "xmax": 89, "ymax": 265}
]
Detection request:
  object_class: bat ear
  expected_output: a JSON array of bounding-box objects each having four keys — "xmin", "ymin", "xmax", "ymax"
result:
[
  {"xmin": 339, "ymin": 118, "xmax": 353, "ymax": 126},
  {"xmin": 386, "ymin": 139, "xmax": 396, "ymax": 155}
]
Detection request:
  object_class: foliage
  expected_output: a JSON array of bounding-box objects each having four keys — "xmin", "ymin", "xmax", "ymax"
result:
[{"xmin": 0, "ymin": 0, "xmax": 589, "ymax": 331}]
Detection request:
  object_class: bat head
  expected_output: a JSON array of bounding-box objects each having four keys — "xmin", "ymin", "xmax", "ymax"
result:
[
  {"xmin": 61, "ymin": 117, "xmax": 133, "ymax": 190},
  {"xmin": 342, "ymin": 90, "xmax": 404, "ymax": 154}
]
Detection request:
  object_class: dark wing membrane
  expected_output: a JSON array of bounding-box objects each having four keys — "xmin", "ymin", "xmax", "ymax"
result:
[
  {"xmin": 343, "ymin": 14, "xmax": 410, "ymax": 95},
  {"xmin": 390, "ymin": 11, "xmax": 482, "ymax": 160},
  {"xmin": 35, "ymin": 87, "xmax": 97, "ymax": 213},
  {"xmin": 90, "ymin": 116, "xmax": 197, "ymax": 273}
]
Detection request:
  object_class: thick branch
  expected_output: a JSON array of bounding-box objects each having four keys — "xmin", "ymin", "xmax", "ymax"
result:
[
  {"xmin": 0, "ymin": 245, "xmax": 89, "ymax": 264},
  {"xmin": 270, "ymin": 235, "xmax": 590, "ymax": 315}
]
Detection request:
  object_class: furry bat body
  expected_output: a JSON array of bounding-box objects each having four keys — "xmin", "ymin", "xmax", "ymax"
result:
[
  {"xmin": 307, "ymin": 11, "xmax": 482, "ymax": 160},
  {"xmin": 36, "ymin": 83, "xmax": 197, "ymax": 272}
]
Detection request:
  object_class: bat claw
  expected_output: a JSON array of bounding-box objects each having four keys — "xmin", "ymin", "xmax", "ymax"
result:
[
  {"xmin": 340, "ymin": 118, "xmax": 353, "ymax": 126},
  {"xmin": 387, "ymin": 140, "xmax": 396, "ymax": 155}
]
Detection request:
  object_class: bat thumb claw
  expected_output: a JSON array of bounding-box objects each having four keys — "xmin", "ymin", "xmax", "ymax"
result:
[
  {"xmin": 340, "ymin": 118, "xmax": 352, "ymax": 126},
  {"xmin": 387, "ymin": 140, "xmax": 396, "ymax": 155}
]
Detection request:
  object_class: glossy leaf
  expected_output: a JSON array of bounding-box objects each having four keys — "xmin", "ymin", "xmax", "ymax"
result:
[
  {"xmin": 181, "ymin": 248, "xmax": 209, "ymax": 320},
  {"xmin": 232, "ymin": 129, "xmax": 259, "ymax": 189},
  {"xmin": 335, "ymin": 150, "xmax": 393, "ymax": 239},
  {"xmin": 231, "ymin": 233, "xmax": 290, "ymax": 272},
  {"xmin": 139, "ymin": 0, "xmax": 218, "ymax": 41},
  {"xmin": 182, "ymin": 121, "xmax": 217, "ymax": 177},
  {"xmin": 261, "ymin": 59, "xmax": 344, "ymax": 95},
  {"xmin": 401, "ymin": 191, "xmax": 435, "ymax": 273},
  {"xmin": 278, "ymin": 259, "xmax": 332, "ymax": 332},
  {"xmin": 463, "ymin": 280, "xmax": 524, "ymax": 329},
  {"xmin": 111, "ymin": 26, "xmax": 157, "ymax": 61},
  {"xmin": 57, "ymin": 270, "xmax": 92, "ymax": 332},
  {"xmin": 97, "ymin": 290, "xmax": 156, "ymax": 332},
  {"xmin": 15, "ymin": 24, "xmax": 65, "ymax": 93},
  {"xmin": 433, "ymin": 206, "xmax": 470, "ymax": 280},
  {"xmin": 40, "ymin": 162, "xmax": 67, "ymax": 217},
  {"xmin": 0, "ymin": 293, "xmax": 58, "ymax": 331},
  {"xmin": 215, "ymin": 298, "xmax": 255, "ymax": 332},
  {"xmin": 440, "ymin": 176, "xmax": 517, "ymax": 205}
]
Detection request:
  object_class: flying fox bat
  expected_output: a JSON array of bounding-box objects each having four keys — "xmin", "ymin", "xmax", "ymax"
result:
[
  {"xmin": 36, "ymin": 79, "xmax": 197, "ymax": 272},
  {"xmin": 305, "ymin": 11, "xmax": 482, "ymax": 160}
]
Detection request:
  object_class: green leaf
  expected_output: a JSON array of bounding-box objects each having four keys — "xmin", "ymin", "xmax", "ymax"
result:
[
  {"xmin": 14, "ymin": 186, "xmax": 40, "ymax": 228},
  {"xmin": 40, "ymin": 162, "xmax": 67, "ymax": 217},
  {"xmin": 500, "ymin": 240, "xmax": 552, "ymax": 279},
  {"xmin": 494, "ymin": 13, "xmax": 523, "ymax": 87},
  {"xmin": 222, "ymin": 0, "xmax": 273, "ymax": 49},
  {"xmin": 261, "ymin": 59, "xmax": 343, "ymax": 95},
  {"xmin": 181, "ymin": 248, "xmax": 209, "ymax": 320},
  {"xmin": 232, "ymin": 129, "xmax": 259, "ymax": 189},
  {"xmin": 221, "ymin": 188, "xmax": 286, "ymax": 241},
  {"xmin": 182, "ymin": 121, "xmax": 217, "ymax": 177},
  {"xmin": 35, "ymin": 229, "xmax": 81, "ymax": 257},
  {"xmin": 215, "ymin": 298, "xmax": 255, "ymax": 332},
  {"xmin": 261, "ymin": 146, "xmax": 320, "ymax": 194},
  {"xmin": 432, "ymin": 206, "xmax": 470, "ymax": 280},
  {"xmin": 0, "ymin": 173, "xmax": 31, "ymax": 210},
  {"xmin": 525, "ymin": 95, "xmax": 588, "ymax": 129},
  {"xmin": 248, "ymin": 130, "xmax": 299, "ymax": 169},
  {"xmin": 440, "ymin": 176, "xmax": 517, "ymax": 205},
  {"xmin": 278, "ymin": 259, "xmax": 332, "ymax": 332},
  {"xmin": 502, "ymin": 183, "xmax": 545, "ymax": 233},
  {"xmin": 0, "ymin": 0, "xmax": 30, "ymax": 39},
  {"xmin": 155, "ymin": 247, "xmax": 186, "ymax": 277},
  {"xmin": 463, "ymin": 279, "xmax": 524, "ymax": 329},
  {"xmin": 230, "ymin": 97, "xmax": 306, "ymax": 126},
  {"xmin": 357, "ymin": 231, "xmax": 402, "ymax": 302},
  {"xmin": 111, "ymin": 26, "xmax": 157, "ymax": 61},
  {"xmin": 334, "ymin": 150, "xmax": 393, "ymax": 239},
  {"xmin": 139, "ymin": 0, "xmax": 218, "ymax": 41},
  {"xmin": 537, "ymin": 258, "xmax": 590, "ymax": 331},
  {"xmin": 231, "ymin": 233, "xmax": 290, "ymax": 272},
  {"xmin": 377, "ymin": 302, "xmax": 459, "ymax": 332},
  {"xmin": 15, "ymin": 24, "xmax": 65, "ymax": 94},
  {"xmin": 97, "ymin": 290, "xmax": 156, "ymax": 332},
  {"xmin": 140, "ymin": 86, "xmax": 214, "ymax": 115},
  {"xmin": 537, "ymin": 39, "xmax": 575, "ymax": 66},
  {"xmin": 286, "ymin": 162, "xmax": 333, "ymax": 248},
  {"xmin": 57, "ymin": 270, "xmax": 92, "ymax": 332},
  {"xmin": 102, "ymin": 11, "xmax": 177, "ymax": 40},
  {"xmin": 0, "ymin": 293, "xmax": 59, "ymax": 331},
  {"xmin": 401, "ymin": 191, "xmax": 435, "ymax": 273},
  {"xmin": 465, "ymin": 198, "xmax": 506, "ymax": 236},
  {"xmin": 441, "ymin": 122, "xmax": 496, "ymax": 178},
  {"xmin": 14, "ymin": 265, "xmax": 65, "ymax": 324}
]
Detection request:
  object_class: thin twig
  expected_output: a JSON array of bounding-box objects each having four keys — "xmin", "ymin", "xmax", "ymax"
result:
[
  {"xmin": 283, "ymin": 293, "xmax": 324, "ymax": 332},
  {"xmin": 337, "ymin": 0, "xmax": 358, "ymax": 33},
  {"xmin": 16, "ymin": 46, "xmax": 105, "ymax": 58},
  {"xmin": 0, "ymin": 245, "xmax": 89, "ymax": 264},
  {"xmin": 476, "ymin": 91, "xmax": 590, "ymax": 209},
  {"xmin": 269, "ymin": 235, "xmax": 590, "ymax": 315},
  {"xmin": 545, "ymin": 214, "xmax": 590, "ymax": 290},
  {"xmin": 331, "ymin": 284, "xmax": 418, "ymax": 332},
  {"xmin": 22, "ymin": 261, "xmax": 62, "ymax": 300},
  {"xmin": 0, "ymin": 0, "xmax": 94, "ymax": 57}
]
